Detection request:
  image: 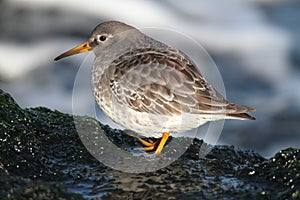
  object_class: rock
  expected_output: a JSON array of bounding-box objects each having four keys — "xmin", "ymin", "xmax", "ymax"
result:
[{"xmin": 0, "ymin": 89, "xmax": 299, "ymax": 199}]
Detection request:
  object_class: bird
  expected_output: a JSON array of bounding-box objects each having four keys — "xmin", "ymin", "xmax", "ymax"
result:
[{"xmin": 55, "ymin": 21, "xmax": 255, "ymax": 155}]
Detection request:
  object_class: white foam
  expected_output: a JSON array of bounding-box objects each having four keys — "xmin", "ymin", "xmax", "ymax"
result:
[
  {"xmin": 6, "ymin": 0, "xmax": 291, "ymax": 83},
  {"xmin": 0, "ymin": 38, "xmax": 89, "ymax": 80}
]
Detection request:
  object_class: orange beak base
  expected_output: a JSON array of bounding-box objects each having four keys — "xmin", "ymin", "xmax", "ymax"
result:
[{"xmin": 54, "ymin": 42, "xmax": 91, "ymax": 61}]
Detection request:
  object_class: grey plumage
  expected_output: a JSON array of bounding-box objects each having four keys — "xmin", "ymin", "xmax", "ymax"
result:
[{"xmin": 55, "ymin": 21, "xmax": 255, "ymax": 138}]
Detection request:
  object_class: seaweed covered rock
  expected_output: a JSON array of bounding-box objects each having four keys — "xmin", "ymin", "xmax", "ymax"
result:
[{"xmin": 0, "ymin": 89, "xmax": 299, "ymax": 199}]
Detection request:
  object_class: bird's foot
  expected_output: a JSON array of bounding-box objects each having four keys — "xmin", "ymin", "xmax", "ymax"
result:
[
  {"xmin": 133, "ymin": 132, "xmax": 170, "ymax": 155},
  {"xmin": 134, "ymin": 137, "xmax": 158, "ymax": 151}
]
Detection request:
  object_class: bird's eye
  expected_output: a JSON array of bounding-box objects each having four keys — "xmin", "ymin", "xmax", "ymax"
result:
[{"xmin": 99, "ymin": 35, "xmax": 107, "ymax": 41}]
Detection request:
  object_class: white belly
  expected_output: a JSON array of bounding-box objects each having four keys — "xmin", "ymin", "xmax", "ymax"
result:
[{"xmin": 97, "ymin": 97, "xmax": 221, "ymax": 138}]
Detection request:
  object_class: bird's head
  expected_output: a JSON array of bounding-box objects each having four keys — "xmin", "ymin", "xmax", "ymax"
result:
[{"xmin": 54, "ymin": 21, "xmax": 136, "ymax": 61}]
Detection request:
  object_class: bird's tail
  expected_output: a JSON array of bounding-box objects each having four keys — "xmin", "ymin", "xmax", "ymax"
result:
[
  {"xmin": 225, "ymin": 104, "xmax": 256, "ymax": 120},
  {"xmin": 226, "ymin": 113, "xmax": 255, "ymax": 120}
]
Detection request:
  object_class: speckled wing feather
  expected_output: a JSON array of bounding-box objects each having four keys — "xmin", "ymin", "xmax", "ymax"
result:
[{"xmin": 108, "ymin": 48, "xmax": 255, "ymax": 118}]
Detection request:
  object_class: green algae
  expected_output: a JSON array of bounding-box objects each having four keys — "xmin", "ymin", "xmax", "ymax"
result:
[{"xmin": 0, "ymin": 89, "xmax": 299, "ymax": 199}]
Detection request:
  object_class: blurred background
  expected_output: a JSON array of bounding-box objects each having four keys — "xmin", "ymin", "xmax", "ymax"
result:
[{"xmin": 0, "ymin": 0, "xmax": 299, "ymax": 158}]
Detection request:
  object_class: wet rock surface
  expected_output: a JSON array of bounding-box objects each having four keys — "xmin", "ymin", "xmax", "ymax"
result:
[{"xmin": 0, "ymin": 89, "xmax": 299, "ymax": 199}]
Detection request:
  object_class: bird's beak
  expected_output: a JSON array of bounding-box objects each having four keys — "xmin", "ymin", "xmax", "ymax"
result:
[{"xmin": 54, "ymin": 41, "xmax": 91, "ymax": 61}]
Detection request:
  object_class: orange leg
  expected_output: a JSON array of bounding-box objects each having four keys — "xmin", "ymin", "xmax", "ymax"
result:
[
  {"xmin": 154, "ymin": 132, "xmax": 170, "ymax": 155},
  {"xmin": 133, "ymin": 136, "xmax": 157, "ymax": 151},
  {"xmin": 135, "ymin": 145, "xmax": 156, "ymax": 151},
  {"xmin": 136, "ymin": 137, "xmax": 155, "ymax": 147},
  {"xmin": 133, "ymin": 132, "xmax": 171, "ymax": 155}
]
